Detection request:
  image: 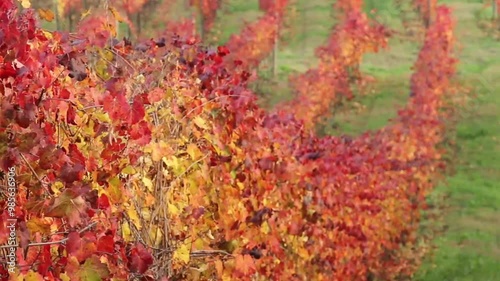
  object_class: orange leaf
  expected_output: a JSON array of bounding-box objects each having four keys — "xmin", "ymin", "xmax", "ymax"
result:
[
  {"xmin": 234, "ymin": 254, "xmax": 256, "ymax": 276},
  {"xmin": 38, "ymin": 8, "xmax": 54, "ymax": 22},
  {"xmin": 214, "ymin": 259, "xmax": 224, "ymax": 276},
  {"xmin": 148, "ymin": 87, "xmax": 164, "ymax": 103}
]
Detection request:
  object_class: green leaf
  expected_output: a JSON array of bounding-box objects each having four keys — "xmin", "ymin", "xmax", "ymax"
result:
[
  {"xmin": 45, "ymin": 189, "xmax": 86, "ymax": 227},
  {"xmin": 78, "ymin": 256, "xmax": 110, "ymax": 281},
  {"xmin": 121, "ymin": 165, "xmax": 136, "ymax": 175}
]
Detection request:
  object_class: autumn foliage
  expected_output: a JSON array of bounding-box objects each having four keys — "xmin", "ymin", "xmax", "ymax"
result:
[
  {"xmin": 0, "ymin": 0, "xmax": 459, "ymax": 280},
  {"xmin": 189, "ymin": 0, "xmax": 221, "ymax": 38},
  {"xmin": 160, "ymin": 18, "xmax": 198, "ymax": 41},
  {"xmin": 259, "ymin": 0, "xmax": 288, "ymax": 14},
  {"xmin": 413, "ymin": 0, "xmax": 438, "ymax": 26},
  {"xmin": 55, "ymin": 0, "xmax": 84, "ymax": 19},
  {"xmin": 223, "ymin": 0, "xmax": 288, "ymax": 71},
  {"xmin": 278, "ymin": 1, "xmax": 390, "ymax": 130}
]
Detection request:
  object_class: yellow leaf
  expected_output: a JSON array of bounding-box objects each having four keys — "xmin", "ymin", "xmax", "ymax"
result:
[
  {"xmin": 145, "ymin": 141, "xmax": 173, "ymax": 162},
  {"xmin": 193, "ymin": 116, "xmax": 209, "ymax": 130},
  {"xmin": 236, "ymin": 182, "xmax": 244, "ymax": 190},
  {"xmin": 38, "ymin": 8, "xmax": 54, "ymax": 22},
  {"xmin": 93, "ymin": 112, "xmax": 111, "ymax": 123},
  {"xmin": 163, "ymin": 156, "xmax": 185, "ymax": 176},
  {"xmin": 297, "ymin": 247, "xmax": 309, "ymax": 259},
  {"xmin": 121, "ymin": 165, "xmax": 136, "ymax": 175},
  {"xmin": 168, "ymin": 203, "xmax": 180, "ymax": 216},
  {"xmin": 108, "ymin": 176, "xmax": 123, "ymax": 204},
  {"xmin": 191, "ymin": 263, "xmax": 208, "ymax": 273},
  {"xmin": 20, "ymin": 0, "xmax": 31, "ymax": 8},
  {"xmin": 59, "ymin": 273, "xmax": 71, "ymax": 281},
  {"xmin": 135, "ymin": 74, "xmax": 145, "ymax": 84},
  {"xmin": 50, "ymin": 181, "xmax": 64, "ymax": 196},
  {"xmin": 23, "ymin": 270, "xmax": 43, "ymax": 281},
  {"xmin": 149, "ymin": 225, "xmax": 163, "ymax": 248},
  {"xmin": 141, "ymin": 208, "xmax": 151, "ymax": 221},
  {"xmin": 186, "ymin": 143, "xmax": 202, "ymax": 160},
  {"xmin": 142, "ymin": 177, "xmax": 154, "ymax": 192},
  {"xmin": 41, "ymin": 30, "xmax": 53, "ymax": 40},
  {"xmin": 9, "ymin": 272, "xmax": 22, "ymax": 281},
  {"xmin": 95, "ymin": 59, "xmax": 110, "ymax": 80},
  {"xmin": 100, "ymin": 49, "xmax": 114, "ymax": 61},
  {"xmin": 260, "ymin": 221, "xmax": 270, "ymax": 235},
  {"xmin": 121, "ymin": 221, "xmax": 132, "ymax": 242},
  {"xmin": 126, "ymin": 205, "xmax": 141, "ymax": 230},
  {"xmin": 143, "ymin": 143, "xmax": 153, "ymax": 153},
  {"xmin": 173, "ymin": 243, "xmax": 191, "ymax": 264},
  {"xmin": 193, "ymin": 238, "xmax": 204, "ymax": 250},
  {"xmin": 26, "ymin": 217, "xmax": 52, "ymax": 236},
  {"xmin": 80, "ymin": 8, "xmax": 92, "ymax": 20},
  {"xmin": 108, "ymin": 6, "xmax": 126, "ymax": 22},
  {"xmin": 186, "ymin": 178, "xmax": 200, "ymax": 196}
]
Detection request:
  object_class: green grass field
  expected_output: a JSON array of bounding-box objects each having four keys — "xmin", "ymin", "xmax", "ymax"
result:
[{"xmin": 216, "ymin": 0, "xmax": 499, "ymax": 280}]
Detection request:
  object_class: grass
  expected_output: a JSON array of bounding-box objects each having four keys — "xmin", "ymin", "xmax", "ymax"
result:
[
  {"xmin": 214, "ymin": 0, "xmax": 500, "ymax": 280},
  {"xmin": 414, "ymin": 71, "xmax": 500, "ymax": 280},
  {"xmin": 412, "ymin": 3, "xmax": 500, "ymax": 279}
]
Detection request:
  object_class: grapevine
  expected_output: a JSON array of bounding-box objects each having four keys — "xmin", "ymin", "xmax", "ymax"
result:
[{"xmin": 0, "ymin": 1, "xmax": 459, "ymax": 280}]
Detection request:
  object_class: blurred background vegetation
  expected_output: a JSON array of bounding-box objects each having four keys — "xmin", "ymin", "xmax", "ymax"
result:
[{"xmin": 27, "ymin": 0, "xmax": 500, "ymax": 280}]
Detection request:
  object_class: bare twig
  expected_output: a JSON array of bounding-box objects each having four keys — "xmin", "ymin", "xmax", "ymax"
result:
[
  {"xmin": 190, "ymin": 249, "xmax": 232, "ymax": 258},
  {"xmin": 0, "ymin": 222, "xmax": 98, "ymax": 249},
  {"xmin": 80, "ymin": 105, "xmax": 104, "ymax": 111},
  {"xmin": 174, "ymin": 153, "xmax": 209, "ymax": 182},
  {"xmin": 180, "ymin": 93, "xmax": 256, "ymax": 121},
  {"xmin": 19, "ymin": 153, "xmax": 43, "ymax": 184}
]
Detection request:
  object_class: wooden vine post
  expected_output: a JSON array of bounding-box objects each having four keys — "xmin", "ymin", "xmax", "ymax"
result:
[{"xmin": 272, "ymin": 9, "xmax": 279, "ymax": 78}]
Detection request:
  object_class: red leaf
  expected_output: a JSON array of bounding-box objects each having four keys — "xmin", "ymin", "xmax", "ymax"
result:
[
  {"xmin": 0, "ymin": 63, "xmax": 17, "ymax": 79},
  {"xmin": 68, "ymin": 143, "xmax": 86, "ymax": 166},
  {"xmin": 128, "ymin": 243, "xmax": 153, "ymax": 274},
  {"xmin": 66, "ymin": 231, "xmax": 97, "ymax": 262},
  {"xmin": 59, "ymin": 163, "xmax": 85, "ymax": 183},
  {"xmin": 15, "ymin": 111, "xmax": 31, "ymax": 128},
  {"xmin": 147, "ymin": 87, "xmax": 164, "ymax": 103},
  {"xmin": 129, "ymin": 120, "xmax": 151, "ymax": 145},
  {"xmin": 37, "ymin": 245, "xmax": 52, "ymax": 276},
  {"xmin": 18, "ymin": 221, "xmax": 30, "ymax": 255},
  {"xmin": 129, "ymin": 96, "xmax": 145, "ymax": 124},
  {"xmin": 60, "ymin": 89, "xmax": 71, "ymax": 99},
  {"xmin": 97, "ymin": 194, "xmax": 110, "ymax": 209},
  {"xmin": 191, "ymin": 207, "xmax": 205, "ymax": 220},
  {"xmin": 102, "ymin": 91, "xmax": 130, "ymax": 122},
  {"xmin": 96, "ymin": 234, "xmax": 114, "ymax": 254},
  {"xmin": 217, "ymin": 46, "xmax": 230, "ymax": 56},
  {"xmin": 39, "ymin": 145, "xmax": 57, "ymax": 170},
  {"xmin": 66, "ymin": 105, "xmax": 76, "ymax": 124}
]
